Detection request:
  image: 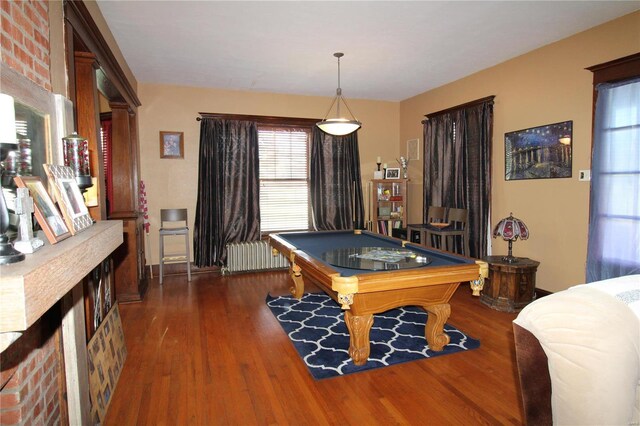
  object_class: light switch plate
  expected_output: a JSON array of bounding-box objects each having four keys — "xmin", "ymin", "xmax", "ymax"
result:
[{"xmin": 579, "ymin": 170, "xmax": 591, "ymax": 181}]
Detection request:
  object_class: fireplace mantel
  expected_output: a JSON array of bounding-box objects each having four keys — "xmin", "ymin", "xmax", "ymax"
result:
[{"xmin": 0, "ymin": 220, "xmax": 123, "ymax": 349}]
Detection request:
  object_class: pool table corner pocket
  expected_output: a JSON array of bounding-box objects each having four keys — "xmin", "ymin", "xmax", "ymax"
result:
[{"xmin": 332, "ymin": 276, "xmax": 359, "ymax": 309}]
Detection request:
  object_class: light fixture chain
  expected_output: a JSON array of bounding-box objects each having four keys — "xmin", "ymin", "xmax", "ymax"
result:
[
  {"xmin": 336, "ymin": 55, "xmax": 341, "ymax": 117},
  {"xmin": 337, "ymin": 55, "xmax": 341, "ymax": 90}
]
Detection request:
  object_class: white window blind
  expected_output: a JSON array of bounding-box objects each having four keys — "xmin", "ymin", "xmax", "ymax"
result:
[{"xmin": 258, "ymin": 126, "xmax": 310, "ymax": 232}]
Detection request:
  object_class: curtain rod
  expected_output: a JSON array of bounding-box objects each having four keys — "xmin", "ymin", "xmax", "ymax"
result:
[
  {"xmin": 423, "ymin": 95, "xmax": 495, "ymax": 121},
  {"xmin": 196, "ymin": 112, "xmax": 320, "ymax": 126}
]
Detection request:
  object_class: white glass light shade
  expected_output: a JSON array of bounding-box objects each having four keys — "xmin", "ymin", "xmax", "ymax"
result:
[
  {"xmin": 316, "ymin": 118, "xmax": 362, "ymax": 136},
  {"xmin": 0, "ymin": 94, "xmax": 17, "ymax": 145}
]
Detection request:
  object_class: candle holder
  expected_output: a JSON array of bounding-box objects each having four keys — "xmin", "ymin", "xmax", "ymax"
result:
[
  {"xmin": 62, "ymin": 132, "xmax": 93, "ymax": 192},
  {"xmin": 0, "ymin": 185, "xmax": 24, "ymax": 264}
]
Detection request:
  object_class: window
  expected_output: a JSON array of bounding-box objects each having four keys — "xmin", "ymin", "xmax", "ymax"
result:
[
  {"xmin": 258, "ymin": 125, "xmax": 311, "ymax": 233},
  {"xmin": 586, "ymin": 54, "xmax": 640, "ymax": 281},
  {"xmin": 99, "ymin": 115, "xmax": 112, "ymax": 215}
]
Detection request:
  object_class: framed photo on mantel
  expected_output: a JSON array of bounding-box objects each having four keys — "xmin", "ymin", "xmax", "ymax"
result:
[
  {"xmin": 43, "ymin": 164, "xmax": 93, "ymax": 235},
  {"xmin": 14, "ymin": 175, "xmax": 71, "ymax": 244}
]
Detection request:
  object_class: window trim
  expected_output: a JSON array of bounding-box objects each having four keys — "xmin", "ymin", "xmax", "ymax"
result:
[
  {"xmin": 197, "ymin": 113, "xmax": 318, "ymax": 235},
  {"xmin": 197, "ymin": 112, "xmax": 319, "ymax": 128},
  {"xmin": 587, "ymin": 53, "xmax": 640, "ymax": 227}
]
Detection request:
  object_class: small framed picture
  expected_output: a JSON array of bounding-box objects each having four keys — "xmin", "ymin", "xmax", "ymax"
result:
[
  {"xmin": 159, "ymin": 131, "xmax": 184, "ymax": 159},
  {"xmin": 14, "ymin": 176, "xmax": 71, "ymax": 244},
  {"xmin": 44, "ymin": 164, "xmax": 93, "ymax": 235},
  {"xmin": 407, "ymin": 138, "xmax": 420, "ymax": 161},
  {"xmin": 385, "ymin": 168, "xmax": 400, "ymax": 179}
]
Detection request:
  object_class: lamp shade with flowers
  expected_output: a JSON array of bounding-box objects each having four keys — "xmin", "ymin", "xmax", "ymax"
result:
[{"xmin": 492, "ymin": 213, "xmax": 529, "ymax": 263}]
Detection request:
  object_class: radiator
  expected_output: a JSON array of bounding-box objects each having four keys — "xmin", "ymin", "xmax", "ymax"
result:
[{"xmin": 222, "ymin": 240, "xmax": 289, "ymax": 274}]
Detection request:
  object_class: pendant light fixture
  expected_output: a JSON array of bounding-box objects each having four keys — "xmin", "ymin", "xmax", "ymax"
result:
[{"xmin": 316, "ymin": 52, "xmax": 362, "ymax": 136}]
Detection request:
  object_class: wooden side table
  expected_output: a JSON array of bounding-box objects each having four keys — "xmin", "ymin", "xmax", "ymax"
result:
[{"xmin": 480, "ymin": 256, "xmax": 540, "ymax": 312}]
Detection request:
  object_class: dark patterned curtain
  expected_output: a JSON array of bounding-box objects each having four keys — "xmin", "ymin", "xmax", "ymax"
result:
[
  {"xmin": 194, "ymin": 118, "xmax": 260, "ymax": 267},
  {"xmin": 310, "ymin": 128, "xmax": 365, "ymax": 230},
  {"xmin": 423, "ymin": 98, "xmax": 493, "ymax": 258}
]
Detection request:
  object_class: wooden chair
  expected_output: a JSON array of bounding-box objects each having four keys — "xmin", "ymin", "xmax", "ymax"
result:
[
  {"xmin": 407, "ymin": 206, "xmax": 447, "ymax": 244},
  {"xmin": 159, "ymin": 208, "xmax": 192, "ymax": 284},
  {"xmin": 424, "ymin": 207, "xmax": 470, "ymax": 256}
]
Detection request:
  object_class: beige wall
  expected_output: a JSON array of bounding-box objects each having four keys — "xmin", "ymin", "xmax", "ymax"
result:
[
  {"xmin": 400, "ymin": 12, "xmax": 640, "ymax": 292},
  {"xmin": 138, "ymin": 84, "xmax": 399, "ymax": 264}
]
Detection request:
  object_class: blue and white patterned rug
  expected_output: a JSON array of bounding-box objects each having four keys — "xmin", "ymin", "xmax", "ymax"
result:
[{"xmin": 266, "ymin": 292, "xmax": 480, "ymax": 379}]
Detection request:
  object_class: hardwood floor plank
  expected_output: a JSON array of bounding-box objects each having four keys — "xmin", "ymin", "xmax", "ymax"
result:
[{"xmin": 104, "ymin": 271, "xmax": 524, "ymax": 425}]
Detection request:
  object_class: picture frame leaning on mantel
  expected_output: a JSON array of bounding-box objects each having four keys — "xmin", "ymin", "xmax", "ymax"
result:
[
  {"xmin": 43, "ymin": 164, "xmax": 93, "ymax": 235},
  {"xmin": 14, "ymin": 175, "xmax": 71, "ymax": 244}
]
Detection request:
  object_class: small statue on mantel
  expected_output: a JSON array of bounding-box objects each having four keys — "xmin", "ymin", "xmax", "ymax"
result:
[{"xmin": 14, "ymin": 187, "xmax": 44, "ymax": 254}]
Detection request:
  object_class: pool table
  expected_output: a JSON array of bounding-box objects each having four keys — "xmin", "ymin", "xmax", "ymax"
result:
[{"xmin": 269, "ymin": 230, "xmax": 488, "ymax": 366}]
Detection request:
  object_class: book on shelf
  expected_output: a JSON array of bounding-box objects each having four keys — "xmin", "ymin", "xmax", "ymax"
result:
[
  {"xmin": 377, "ymin": 220, "xmax": 387, "ymax": 235},
  {"xmin": 377, "ymin": 220, "xmax": 400, "ymax": 235}
]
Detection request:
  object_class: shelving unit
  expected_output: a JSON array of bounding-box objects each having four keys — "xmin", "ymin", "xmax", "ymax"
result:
[{"xmin": 371, "ymin": 179, "xmax": 408, "ymax": 236}]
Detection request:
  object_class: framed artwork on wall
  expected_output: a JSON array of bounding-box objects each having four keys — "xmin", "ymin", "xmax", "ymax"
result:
[
  {"xmin": 159, "ymin": 131, "xmax": 184, "ymax": 159},
  {"xmin": 505, "ymin": 120, "xmax": 573, "ymax": 180},
  {"xmin": 43, "ymin": 164, "xmax": 93, "ymax": 234},
  {"xmin": 13, "ymin": 175, "xmax": 71, "ymax": 244},
  {"xmin": 407, "ymin": 138, "xmax": 420, "ymax": 161}
]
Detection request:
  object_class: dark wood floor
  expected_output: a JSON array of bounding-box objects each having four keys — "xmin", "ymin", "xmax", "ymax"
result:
[{"xmin": 104, "ymin": 270, "xmax": 524, "ymax": 425}]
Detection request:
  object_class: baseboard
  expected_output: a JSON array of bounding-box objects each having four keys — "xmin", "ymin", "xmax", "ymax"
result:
[
  {"xmin": 535, "ymin": 288, "xmax": 553, "ymax": 298},
  {"xmin": 148, "ymin": 262, "xmax": 221, "ymax": 278}
]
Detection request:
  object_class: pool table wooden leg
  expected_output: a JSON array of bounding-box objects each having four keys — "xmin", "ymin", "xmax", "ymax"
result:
[
  {"xmin": 344, "ymin": 311, "xmax": 374, "ymax": 366},
  {"xmin": 289, "ymin": 263, "xmax": 305, "ymax": 299},
  {"xmin": 423, "ymin": 303, "xmax": 451, "ymax": 351}
]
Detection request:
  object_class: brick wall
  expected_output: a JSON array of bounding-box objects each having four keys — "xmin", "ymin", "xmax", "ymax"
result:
[
  {"xmin": 0, "ymin": 307, "xmax": 64, "ymax": 426},
  {"xmin": 0, "ymin": 0, "xmax": 51, "ymax": 91},
  {"xmin": 0, "ymin": 2, "xmax": 62, "ymax": 424}
]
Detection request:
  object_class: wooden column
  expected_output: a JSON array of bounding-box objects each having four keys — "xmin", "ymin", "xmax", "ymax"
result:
[
  {"xmin": 74, "ymin": 52, "xmax": 106, "ymax": 221},
  {"xmin": 109, "ymin": 102, "xmax": 147, "ymax": 302},
  {"xmin": 61, "ymin": 284, "xmax": 91, "ymax": 424},
  {"xmin": 109, "ymin": 102, "xmax": 136, "ymax": 216}
]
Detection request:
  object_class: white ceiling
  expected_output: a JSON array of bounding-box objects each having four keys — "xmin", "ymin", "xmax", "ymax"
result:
[{"xmin": 96, "ymin": 1, "xmax": 639, "ymax": 102}]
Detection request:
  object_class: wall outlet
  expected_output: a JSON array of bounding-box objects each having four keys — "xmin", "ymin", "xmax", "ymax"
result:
[{"xmin": 579, "ymin": 170, "xmax": 591, "ymax": 181}]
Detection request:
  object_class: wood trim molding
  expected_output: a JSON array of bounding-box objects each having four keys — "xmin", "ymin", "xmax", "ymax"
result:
[
  {"xmin": 424, "ymin": 95, "xmax": 496, "ymax": 120},
  {"xmin": 197, "ymin": 112, "xmax": 320, "ymax": 127},
  {"xmin": 586, "ymin": 52, "xmax": 640, "ymax": 84},
  {"xmin": 63, "ymin": 0, "xmax": 141, "ymax": 107}
]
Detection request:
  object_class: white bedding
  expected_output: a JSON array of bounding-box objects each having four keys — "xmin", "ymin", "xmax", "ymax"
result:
[{"xmin": 514, "ymin": 275, "xmax": 640, "ymax": 425}]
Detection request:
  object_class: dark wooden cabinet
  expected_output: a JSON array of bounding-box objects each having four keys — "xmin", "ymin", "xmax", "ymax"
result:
[{"xmin": 480, "ymin": 256, "xmax": 540, "ymax": 312}]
